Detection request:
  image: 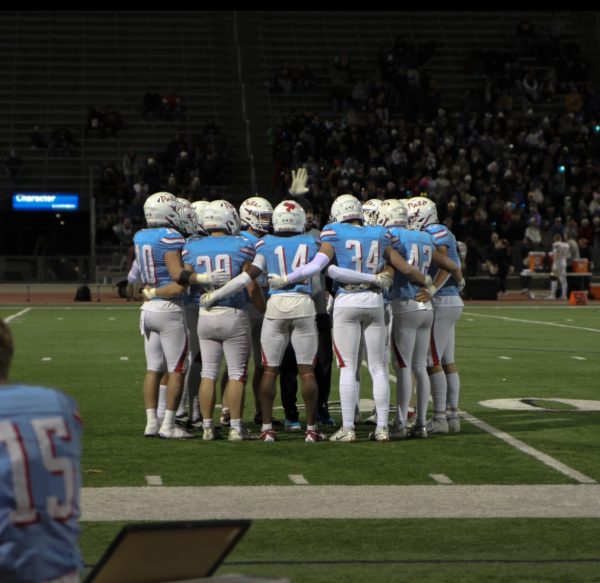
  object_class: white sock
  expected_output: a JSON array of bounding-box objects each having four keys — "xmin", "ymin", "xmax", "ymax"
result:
[
  {"xmin": 550, "ymin": 280, "xmax": 557, "ymax": 296},
  {"xmin": 161, "ymin": 410, "xmax": 175, "ymax": 430},
  {"xmin": 307, "ymin": 424, "xmax": 317, "ymax": 431},
  {"xmin": 231, "ymin": 419, "xmax": 241, "ymax": 432},
  {"xmin": 446, "ymin": 372, "xmax": 460, "ymax": 411},
  {"xmin": 203, "ymin": 418, "xmax": 213, "ymax": 429},
  {"xmin": 369, "ymin": 364, "xmax": 390, "ymax": 429},
  {"xmin": 559, "ymin": 276, "xmax": 568, "ymax": 299},
  {"xmin": 413, "ymin": 367, "xmax": 430, "ymax": 425},
  {"xmin": 261, "ymin": 423, "xmax": 272, "ymax": 432},
  {"xmin": 339, "ymin": 367, "xmax": 359, "ymax": 429},
  {"xmin": 429, "ymin": 371, "xmax": 447, "ymax": 416},
  {"xmin": 146, "ymin": 408, "xmax": 157, "ymax": 423},
  {"xmin": 157, "ymin": 385, "xmax": 167, "ymax": 421},
  {"xmin": 192, "ymin": 396, "xmax": 200, "ymax": 420},
  {"xmin": 396, "ymin": 367, "xmax": 412, "ymax": 423},
  {"xmin": 176, "ymin": 386, "xmax": 187, "ymax": 416}
]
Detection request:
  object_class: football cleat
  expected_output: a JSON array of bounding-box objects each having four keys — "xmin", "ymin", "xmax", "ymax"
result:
[
  {"xmin": 144, "ymin": 419, "xmax": 160, "ymax": 437},
  {"xmin": 285, "ymin": 419, "xmax": 302, "ymax": 431},
  {"xmin": 447, "ymin": 416, "xmax": 461, "ymax": 434},
  {"xmin": 390, "ymin": 422, "xmax": 408, "ymax": 440},
  {"xmin": 330, "ymin": 427, "xmax": 356, "ymax": 442},
  {"xmin": 202, "ymin": 427, "xmax": 215, "ymax": 441},
  {"xmin": 409, "ymin": 423, "xmax": 428, "ymax": 439},
  {"xmin": 426, "ymin": 416, "xmax": 449, "ymax": 435},
  {"xmin": 158, "ymin": 426, "xmax": 194, "ymax": 439},
  {"xmin": 369, "ymin": 427, "xmax": 390, "ymax": 442},
  {"xmin": 305, "ymin": 429, "xmax": 326, "ymax": 443},
  {"xmin": 316, "ymin": 410, "xmax": 336, "ymax": 427},
  {"xmin": 220, "ymin": 409, "xmax": 231, "ymax": 427},
  {"xmin": 228, "ymin": 427, "xmax": 246, "ymax": 442},
  {"xmin": 259, "ymin": 429, "xmax": 277, "ymax": 442}
]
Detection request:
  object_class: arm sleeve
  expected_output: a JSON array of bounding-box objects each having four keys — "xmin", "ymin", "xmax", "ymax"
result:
[
  {"xmin": 286, "ymin": 252, "xmax": 330, "ymax": 284},
  {"xmin": 252, "ymin": 254, "xmax": 267, "ymax": 273},
  {"xmin": 127, "ymin": 260, "xmax": 141, "ymax": 284},
  {"xmin": 327, "ymin": 265, "xmax": 377, "ymax": 285},
  {"xmin": 207, "ymin": 271, "xmax": 252, "ymax": 302}
]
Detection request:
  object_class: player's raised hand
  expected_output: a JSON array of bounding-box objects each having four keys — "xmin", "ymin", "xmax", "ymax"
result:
[{"xmin": 290, "ymin": 167, "xmax": 309, "ymax": 197}]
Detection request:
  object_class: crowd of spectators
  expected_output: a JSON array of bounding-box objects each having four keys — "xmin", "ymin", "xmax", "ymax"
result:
[
  {"xmin": 269, "ymin": 62, "xmax": 315, "ymax": 95},
  {"xmin": 267, "ymin": 17, "xmax": 600, "ymax": 277}
]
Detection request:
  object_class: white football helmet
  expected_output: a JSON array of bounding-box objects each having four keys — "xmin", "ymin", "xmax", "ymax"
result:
[
  {"xmin": 143, "ymin": 191, "xmax": 179, "ymax": 228},
  {"xmin": 362, "ymin": 199, "xmax": 383, "ymax": 226},
  {"xmin": 330, "ymin": 194, "xmax": 363, "ymax": 224},
  {"xmin": 239, "ymin": 196, "xmax": 273, "ymax": 233},
  {"xmin": 202, "ymin": 199, "xmax": 240, "ymax": 235},
  {"xmin": 377, "ymin": 199, "xmax": 408, "ymax": 228},
  {"xmin": 175, "ymin": 198, "xmax": 198, "ymax": 236},
  {"xmin": 272, "ymin": 200, "xmax": 306, "ymax": 234},
  {"xmin": 190, "ymin": 200, "xmax": 209, "ymax": 235},
  {"xmin": 406, "ymin": 196, "xmax": 438, "ymax": 230}
]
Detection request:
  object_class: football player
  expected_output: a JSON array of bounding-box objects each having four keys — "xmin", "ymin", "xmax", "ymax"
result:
[
  {"xmin": 548, "ymin": 233, "xmax": 570, "ymax": 301},
  {"xmin": 381, "ymin": 199, "xmax": 463, "ymax": 438},
  {"xmin": 408, "ymin": 196, "xmax": 465, "ymax": 435},
  {"xmin": 134, "ymin": 192, "xmax": 194, "ymax": 439}
]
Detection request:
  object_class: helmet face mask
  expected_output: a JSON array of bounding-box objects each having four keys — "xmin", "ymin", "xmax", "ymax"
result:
[
  {"xmin": 406, "ymin": 196, "xmax": 438, "ymax": 230},
  {"xmin": 272, "ymin": 200, "xmax": 306, "ymax": 234},
  {"xmin": 143, "ymin": 192, "xmax": 179, "ymax": 228},
  {"xmin": 362, "ymin": 199, "xmax": 383, "ymax": 226},
  {"xmin": 202, "ymin": 200, "xmax": 241, "ymax": 235},
  {"xmin": 377, "ymin": 199, "xmax": 408, "ymax": 228},
  {"xmin": 330, "ymin": 194, "xmax": 363, "ymax": 224},
  {"xmin": 239, "ymin": 196, "xmax": 273, "ymax": 234}
]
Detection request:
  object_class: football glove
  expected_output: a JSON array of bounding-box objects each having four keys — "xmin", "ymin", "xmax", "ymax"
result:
[
  {"xmin": 142, "ymin": 288, "xmax": 156, "ymax": 300},
  {"xmin": 199, "ymin": 291, "xmax": 216, "ymax": 308},
  {"xmin": 268, "ymin": 273, "xmax": 289, "ymax": 290},
  {"xmin": 195, "ymin": 269, "xmax": 229, "ymax": 287},
  {"xmin": 424, "ymin": 274, "xmax": 433, "ymax": 288},
  {"xmin": 457, "ymin": 278, "xmax": 466, "ymax": 292},
  {"xmin": 289, "ymin": 167, "xmax": 309, "ymax": 197},
  {"xmin": 374, "ymin": 272, "xmax": 393, "ymax": 290}
]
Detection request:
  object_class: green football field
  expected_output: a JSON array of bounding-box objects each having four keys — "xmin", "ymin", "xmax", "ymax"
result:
[{"xmin": 4, "ymin": 304, "xmax": 600, "ymax": 582}]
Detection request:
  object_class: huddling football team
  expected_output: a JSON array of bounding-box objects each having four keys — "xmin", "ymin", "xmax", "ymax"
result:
[{"xmin": 134, "ymin": 168, "xmax": 466, "ymax": 443}]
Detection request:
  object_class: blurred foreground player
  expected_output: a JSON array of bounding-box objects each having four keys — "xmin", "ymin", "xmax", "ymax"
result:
[{"xmin": 0, "ymin": 319, "xmax": 83, "ymax": 583}]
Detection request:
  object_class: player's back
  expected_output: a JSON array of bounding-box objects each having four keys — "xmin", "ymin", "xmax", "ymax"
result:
[
  {"xmin": 257, "ymin": 233, "xmax": 320, "ymax": 296},
  {"xmin": 184, "ymin": 234, "xmax": 255, "ymax": 309},
  {"xmin": 424, "ymin": 223, "xmax": 461, "ymax": 296},
  {"xmin": 0, "ymin": 386, "xmax": 82, "ymax": 583},
  {"xmin": 389, "ymin": 228, "xmax": 434, "ymax": 301},
  {"xmin": 134, "ymin": 227, "xmax": 185, "ymax": 289}
]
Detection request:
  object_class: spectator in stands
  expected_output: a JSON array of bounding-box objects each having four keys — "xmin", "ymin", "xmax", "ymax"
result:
[
  {"xmin": 143, "ymin": 87, "xmax": 162, "ymax": 119},
  {"xmin": 29, "ymin": 125, "xmax": 47, "ymax": 149},
  {"xmin": 104, "ymin": 106, "xmax": 124, "ymax": 137},
  {"xmin": 96, "ymin": 216, "xmax": 119, "ymax": 247},
  {"xmin": 98, "ymin": 160, "xmax": 121, "ymax": 199},
  {"xmin": 49, "ymin": 126, "xmax": 75, "ymax": 157},
  {"xmin": 161, "ymin": 88, "xmax": 184, "ymax": 121},
  {"xmin": 175, "ymin": 151, "xmax": 191, "ymax": 187},
  {"xmin": 113, "ymin": 217, "xmax": 134, "ymax": 248},
  {"xmin": 5, "ymin": 150, "xmax": 22, "ymax": 186},
  {"xmin": 296, "ymin": 63, "xmax": 314, "ymax": 90},
  {"xmin": 516, "ymin": 16, "xmax": 535, "ymax": 57},
  {"xmin": 143, "ymin": 157, "xmax": 162, "ymax": 194},
  {"xmin": 522, "ymin": 69, "xmax": 540, "ymax": 104},
  {"xmin": 565, "ymin": 85, "xmax": 584, "ymax": 115},
  {"xmin": 122, "ymin": 148, "xmax": 141, "ymax": 187},
  {"xmin": 486, "ymin": 233, "xmax": 511, "ymax": 295},
  {"xmin": 87, "ymin": 105, "xmax": 105, "ymax": 137}
]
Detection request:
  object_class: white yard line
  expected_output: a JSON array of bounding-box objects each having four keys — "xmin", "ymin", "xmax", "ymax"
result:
[
  {"xmin": 497, "ymin": 356, "xmax": 512, "ymax": 360},
  {"xmin": 429, "ymin": 474, "xmax": 453, "ymax": 485},
  {"xmin": 572, "ymin": 356, "xmax": 587, "ymax": 361},
  {"xmin": 465, "ymin": 312, "xmax": 600, "ymax": 334},
  {"xmin": 460, "ymin": 411, "xmax": 596, "ymax": 484},
  {"xmin": 41, "ymin": 357, "xmax": 52, "ymax": 362},
  {"xmin": 81, "ymin": 484, "xmax": 600, "ymax": 520},
  {"xmin": 145, "ymin": 475, "xmax": 163, "ymax": 486},
  {"xmin": 289, "ymin": 474, "xmax": 309, "ymax": 485},
  {"xmin": 4, "ymin": 307, "xmax": 31, "ymax": 323}
]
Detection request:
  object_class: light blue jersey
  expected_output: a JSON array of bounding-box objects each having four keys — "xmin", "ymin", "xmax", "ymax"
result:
[
  {"xmin": 241, "ymin": 229, "xmax": 269, "ymax": 298},
  {"xmin": 424, "ymin": 224, "xmax": 461, "ymax": 296},
  {"xmin": 256, "ymin": 234, "xmax": 320, "ymax": 296},
  {"xmin": 182, "ymin": 235, "xmax": 204, "ymax": 306},
  {"xmin": 134, "ymin": 227, "xmax": 186, "ymax": 302},
  {"xmin": 0, "ymin": 386, "xmax": 82, "ymax": 583},
  {"xmin": 388, "ymin": 227, "xmax": 435, "ymax": 301},
  {"xmin": 320, "ymin": 222, "xmax": 392, "ymax": 297},
  {"xmin": 183, "ymin": 235, "xmax": 255, "ymax": 309}
]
